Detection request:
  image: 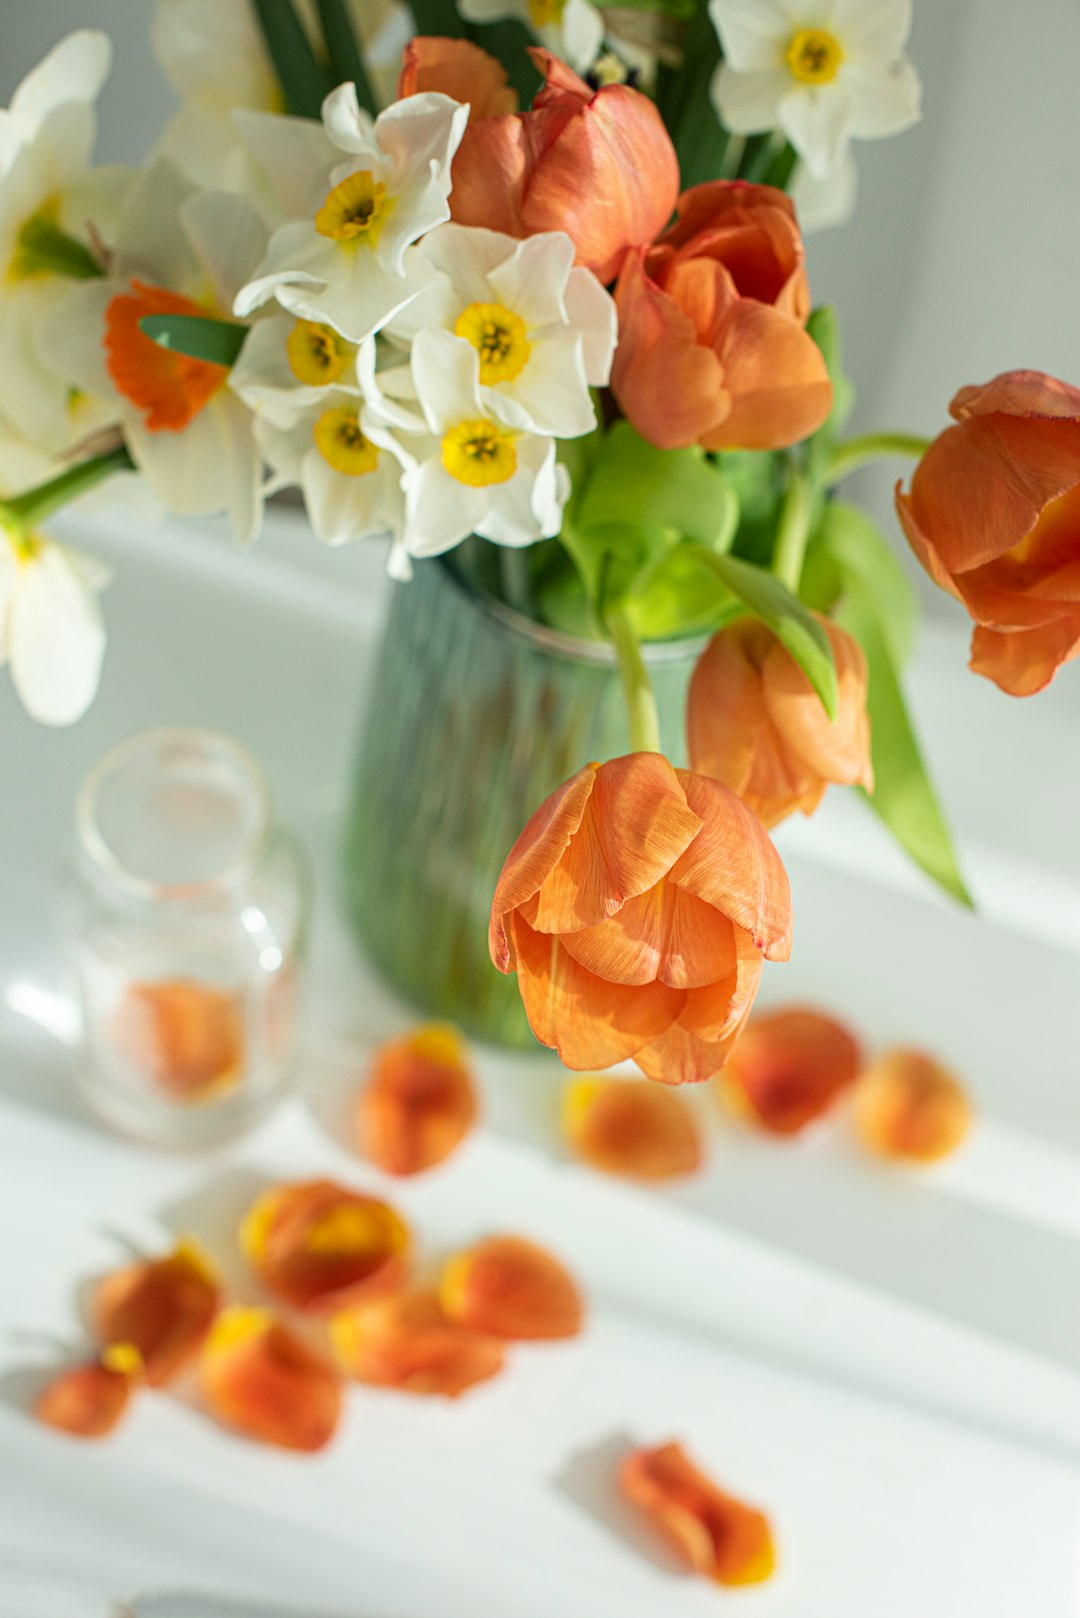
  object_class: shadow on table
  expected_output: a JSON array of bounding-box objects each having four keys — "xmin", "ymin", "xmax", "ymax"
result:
[
  {"xmin": 158, "ymin": 1167, "xmax": 277, "ymax": 1304},
  {"xmin": 553, "ymin": 1431, "xmax": 689, "ymax": 1580},
  {"xmin": 134, "ymin": 1597, "xmax": 354, "ymax": 1618}
]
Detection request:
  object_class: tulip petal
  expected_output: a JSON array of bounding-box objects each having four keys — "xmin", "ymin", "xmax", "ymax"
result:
[
  {"xmin": 241, "ymin": 1180, "xmax": 411, "ymax": 1313},
  {"xmin": 397, "ymin": 37, "xmax": 518, "ymax": 120},
  {"xmin": 556, "ymin": 882, "xmax": 739, "ymax": 990},
  {"xmin": 447, "ymin": 115, "xmax": 533, "ymax": 239},
  {"xmin": 611, "ymin": 250, "xmax": 730, "ymax": 450},
  {"xmin": 201, "ymin": 1308, "xmax": 341, "ymax": 1451},
  {"xmin": 112, "ymin": 978, "xmax": 245, "ymax": 1102},
  {"xmin": 701, "ymin": 300, "xmax": 833, "ymax": 451},
  {"xmin": 489, "ymin": 763, "xmax": 596, "ymax": 970},
  {"xmin": 950, "ymin": 369, "xmax": 1080, "ymax": 423},
  {"xmin": 441, "ymin": 1234, "xmax": 583, "ymax": 1340},
  {"xmin": 762, "ymin": 618, "xmax": 873, "ymax": 789},
  {"xmin": 331, "ymin": 1288, "xmax": 505, "ymax": 1398},
  {"xmin": 563, "ymin": 1077, "xmax": 703, "ymax": 1179},
  {"xmin": 35, "ymin": 1349, "xmax": 141, "ymax": 1440},
  {"xmin": 620, "ymin": 1441, "xmax": 777, "ymax": 1586},
  {"xmin": 853, "ymin": 1048, "xmax": 972, "ymax": 1163},
  {"xmin": 669, "ymin": 772, "xmax": 792, "ymax": 962},
  {"xmin": 93, "ymin": 1239, "xmax": 221, "ymax": 1386},
  {"xmin": 968, "ymin": 617, "xmax": 1080, "ymax": 696},
  {"xmin": 357, "ymin": 1023, "xmax": 479, "ymax": 1176},
  {"xmin": 722, "ymin": 1006, "xmax": 861, "ymax": 1135}
]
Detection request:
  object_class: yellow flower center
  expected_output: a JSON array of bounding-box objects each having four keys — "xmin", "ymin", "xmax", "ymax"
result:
[
  {"xmin": 441, "ymin": 420, "xmax": 518, "ymax": 487},
  {"xmin": 528, "ymin": 0, "xmax": 565, "ymax": 24},
  {"xmin": 313, "ymin": 407, "xmax": 381, "ymax": 475},
  {"xmin": 286, "ymin": 319, "xmax": 353, "ymax": 385},
  {"xmin": 453, "ymin": 302, "xmax": 532, "ymax": 385},
  {"xmin": 315, "ymin": 169, "xmax": 389, "ymax": 244},
  {"xmin": 785, "ymin": 27, "xmax": 844, "ymax": 84}
]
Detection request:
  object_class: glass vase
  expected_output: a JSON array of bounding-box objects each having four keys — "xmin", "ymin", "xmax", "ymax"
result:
[{"xmin": 345, "ymin": 556, "xmax": 702, "ymax": 1048}]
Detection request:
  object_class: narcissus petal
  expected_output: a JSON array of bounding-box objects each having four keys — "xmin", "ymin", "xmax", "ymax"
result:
[
  {"xmin": 358, "ymin": 1023, "xmax": 478, "ymax": 1176},
  {"xmin": 853, "ymin": 1048, "xmax": 972, "ymax": 1163},
  {"xmin": 93, "ymin": 1239, "xmax": 221, "ymax": 1386},
  {"xmin": 619, "ymin": 1441, "xmax": 777, "ymax": 1586},
  {"xmin": 201, "ymin": 1307, "xmax": 341, "ymax": 1451},
  {"xmin": 722, "ymin": 1006, "xmax": 861, "ymax": 1135},
  {"xmin": 35, "ymin": 1344, "xmax": 143, "ymax": 1440},
  {"xmin": 441, "ymin": 1235, "xmax": 583, "ymax": 1340},
  {"xmin": 241, "ymin": 1179, "xmax": 411, "ymax": 1312},
  {"xmin": 112, "ymin": 978, "xmax": 244, "ymax": 1101},
  {"xmin": 563, "ymin": 1077, "xmax": 703, "ymax": 1179},
  {"xmin": 331, "ymin": 1288, "xmax": 505, "ymax": 1398}
]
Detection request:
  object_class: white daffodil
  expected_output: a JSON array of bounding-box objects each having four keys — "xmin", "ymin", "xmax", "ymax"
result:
[
  {"xmin": 401, "ymin": 328, "xmax": 568, "ymax": 564},
  {"xmin": 43, "ymin": 159, "xmax": 268, "ymax": 543},
  {"xmin": 387, "ymin": 224, "xmax": 616, "ymax": 439},
  {"xmin": 458, "ymin": 0, "xmax": 605, "ymax": 75},
  {"xmin": 791, "ymin": 149, "xmax": 858, "ymax": 230},
  {"xmin": 709, "ymin": 0, "xmax": 921, "ymax": 180},
  {"xmin": 234, "ymin": 86, "xmax": 468, "ymax": 345},
  {"xmin": 230, "ymin": 310, "xmax": 362, "ymax": 429},
  {"xmin": 0, "ymin": 524, "xmax": 109, "ymax": 726}
]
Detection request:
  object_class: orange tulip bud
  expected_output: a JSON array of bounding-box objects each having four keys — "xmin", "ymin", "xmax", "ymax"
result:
[
  {"xmin": 113, "ymin": 978, "xmax": 244, "ymax": 1101},
  {"xmin": 722, "ymin": 1007, "xmax": 861, "ymax": 1136},
  {"xmin": 331, "ymin": 1288, "xmax": 506, "ymax": 1398},
  {"xmin": 489, "ymin": 754, "xmax": 791, "ymax": 1085},
  {"xmin": 896, "ymin": 370, "xmax": 1080, "ymax": 696},
  {"xmin": 441, "ymin": 1235, "xmax": 583, "ymax": 1340},
  {"xmin": 687, "ymin": 617, "xmax": 873, "ymax": 829},
  {"xmin": 92, "ymin": 1239, "xmax": 221, "ymax": 1386},
  {"xmin": 620, "ymin": 1442, "xmax": 777, "ymax": 1586},
  {"xmin": 35, "ymin": 1343, "xmax": 144, "ymax": 1440},
  {"xmin": 611, "ymin": 181, "xmax": 832, "ymax": 451},
  {"xmin": 448, "ymin": 49, "xmax": 679, "ymax": 283},
  {"xmin": 398, "ymin": 36, "xmax": 518, "ymax": 119},
  {"xmin": 240, "ymin": 1179, "xmax": 411, "ymax": 1313},
  {"xmin": 358, "ymin": 1023, "xmax": 479, "ymax": 1176},
  {"xmin": 852, "ymin": 1048, "xmax": 972, "ymax": 1163},
  {"xmin": 562, "ymin": 1077, "xmax": 703, "ymax": 1180},
  {"xmin": 201, "ymin": 1308, "xmax": 341, "ymax": 1452}
]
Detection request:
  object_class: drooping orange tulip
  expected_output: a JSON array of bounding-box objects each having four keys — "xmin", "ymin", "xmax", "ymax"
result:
[
  {"xmin": 611, "ymin": 180, "xmax": 832, "ymax": 451},
  {"xmin": 398, "ymin": 36, "xmax": 518, "ymax": 119},
  {"xmin": 331, "ymin": 1288, "xmax": 506, "ymax": 1398},
  {"xmin": 620, "ymin": 1442, "xmax": 777, "ymax": 1586},
  {"xmin": 92, "ymin": 1239, "xmax": 221, "ymax": 1386},
  {"xmin": 441, "ymin": 1235, "xmax": 583, "ymax": 1340},
  {"xmin": 201, "ymin": 1308, "xmax": 342, "ymax": 1452},
  {"xmin": 113, "ymin": 978, "xmax": 244, "ymax": 1101},
  {"xmin": 687, "ymin": 617, "xmax": 873, "ymax": 828},
  {"xmin": 447, "ymin": 48, "xmax": 679, "ymax": 283},
  {"xmin": 35, "ymin": 1343, "xmax": 144, "ymax": 1440},
  {"xmin": 722, "ymin": 1006, "xmax": 861, "ymax": 1136},
  {"xmin": 853, "ymin": 1048, "xmax": 972, "ymax": 1164},
  {"xmin": 489, "ymin": 753, "xmax": 792, "ymax": 1085},
  {"xmin": 358, "ymin": 1023, "xmax": 479, "ymax": 1176},
  {"xmin": 896, "ymin": 370, "xmax": 1080, "ymax": 696},
  {"xmin": 240, "ymin": 1179, "xmax": 411, "ymax": 1313},
  {"xmin": 562, "ymin": 1077, "xmax": 703, "ymax": 1180}
]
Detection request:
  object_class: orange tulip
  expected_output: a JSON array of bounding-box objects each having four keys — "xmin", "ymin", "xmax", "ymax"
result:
[
  {"xmin": 441, "ymin": 1235, "xmax": 583, "ymax": 1340},
  {"xmin": 358, "ymin": 1023, "xmax": 479, "ymax": 1176},
  {"xmin": 201, "ymin": 1308, "xmax": 342, "ymax": 1452},
  {"xmin": 489, "ymin": 753, "xmax": 792, "ymax": 1085},
  {"xmin": 722, "ymin": 1007, "xmax": 861, "ymax": 1136},
  {"xmin": 610, "ymin": 181, "xmax": 832, "ymax": 451},
  {"xmin": 92, "ymin": 1239, "xmax": 221, "ymax": 1386},
  {"xmin": 620, "ymin": 1442, "xmax": 777, "ymax": 1586},
  {"xmin": 562, "ymin": 1077, "xmax": 703, "ymax": 1180},
  {"xmin": 398, "ymin": 36, "xmax": 518, "ymax": 119},
  {"xmin": 331, "ymin": 1288, "xmax": 506, "ymax": 1398},
  {"xmin": 35, "ymin": 1343, "xmax": 144, "ymax": 1440},
  {"xmin": 447, "ymin": 48, "xmax": 679, "ymax": 284},
  {"xmin": 896, "ymin": 370, "xmax": 1080, "ymax": 696},
  {"xmin": 240, "ymin": 1179, "xmax": 411, "ymax": 1313},
  {"xmin": 687, "ymin": 617, "xmax": 873, "ymax": 828},
  {"xmin": 853, "ymin": 1048, "xmax": 972, "ymax": 1164},
  {"xmin": 113, "ymin": 978, "xmax": 244, "ymax": 1101}
]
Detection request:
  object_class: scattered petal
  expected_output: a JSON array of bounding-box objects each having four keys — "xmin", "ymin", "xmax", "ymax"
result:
[
  {"xmin": 331, "ymin": 1288, "xmax": 506, "ymax": 1398},
  {"xmin": 240, "ymin": 1179, "xmax": 411, "ymax": 1312},
  {"xmin": 34, "ymin": 1346, "xmax": 142, "ymax": 1440},
  {"xmin": 92, "ymin": 1239, "xmax": 221, "ymax": 1386},
  {"xmin": 201, "ymin": 1307, "xmax": 341, "ymax": 1451},
  {"xmin": 441, "ymin": 1235, "xmax": 583, "ymax": 1341},
  {"xmin": 620, "ymin": 1441, "xmax": 777, "ymax": 1586},
  {"xmin": 852, "ymin": 1048, "xmax": 972, "ymax": 1163},
  {"xmin": 563, "ymin": 1077, "xmax": 703, "ymax": 1180},
  {"xmin": 112, "ymin": 978, "xmax": 245, "ymax": 1102},
  {"xmin": 358, "ymin": 1023, "xmax": 479, "ymax": 1176},
  {"xmin": 722, "ymin": 1007, "xmax": 861, "ymax": 1135}
]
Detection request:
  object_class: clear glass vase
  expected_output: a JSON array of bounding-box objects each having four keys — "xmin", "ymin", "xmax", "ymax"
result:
[{"xmin": 345, "ymin": 556, "xmax": 702, "ymax": 1048}]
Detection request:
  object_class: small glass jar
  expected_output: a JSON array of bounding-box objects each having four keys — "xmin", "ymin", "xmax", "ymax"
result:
[{"xmin": 59, "ymin": 728, "xmax": 308, "ymax": 1147}]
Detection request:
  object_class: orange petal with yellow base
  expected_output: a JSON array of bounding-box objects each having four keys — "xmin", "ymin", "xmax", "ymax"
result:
[
  {"xmin": 563, "ymin": 1077, "xmax": 703, "ymax": 1180},
  {"xmin": 35, "ymin": 1343, "xmax": 144, "ymax": 1440},
  {"xmin": 722, "ymin": 1007, "xmax": 861, "ymax": 1136},
  {"xmin": 112, "ymin": 978, "xmax": 245, "ymax": 1102},
  {"xmin": 93, "ymin": 1239, "xmax": 221, "ymax": 1386},
  {"xmin": 104, "ymin": 279, "xmax": 227, "ymax": 432},
  {"xmin": 852, "ymin": 1048, "xmax": 972, "ymax": 1163},
  {"xmin": 241, "ymin": 1179, "xmax": 411, "ymax": 1313},
  {"xmin": 331, "ymin": 1288, "xmax": 506, "ymax": 1398},
  {"xmin": 619, "ymin": 1442, "xmax": 777, "ymax": 1586},
  {"xmin": 358, "ymin": 1023, "xmax": 479, "ymax": 1176},
  {"xmin": 441, "ymin": 1235, "xmax": 583, "ymax": 1341},
  {"xmin": 201, "ymin": 1308, "xmax": 341, "ymax": 1451}
]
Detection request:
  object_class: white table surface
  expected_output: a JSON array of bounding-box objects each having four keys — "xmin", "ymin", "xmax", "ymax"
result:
[{"xmin": 1, "ymin": 507, "xmax": 1078, "ymax": 1615}]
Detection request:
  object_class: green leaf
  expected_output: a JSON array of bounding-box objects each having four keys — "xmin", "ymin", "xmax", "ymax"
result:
[
  {"xmin": 703, "ymin": 551, "xmax": 839, "ymax": 719},
  {"xmin": 575, "ymin": 422, "xmax": 738, "ymax": 552},
  {"xmin": 809, "ymin": 501, "xmax": 917, "ymax": 668},
  {"xmin": 251, "ymin": 0, "xmax": 331, "ymax": 118},
  {"xmin": 656, "ymin": 0, "xmax": 730, "ymax": 189},
  {"xmin": 467, "ymin": 19, "xmax": 543, "ymax": 103},
  {"xmin": 315, "ymin": 0, "xmax": 376, "ymax": 114},
  {"xmin": 408, "ymin": 0, "xmax": 467, "ymax": 34},
  {"xmin": 806, "ymin": 306, "xmax": 854, "ymax": 447},
  {"xmin": 625, "ymin": 548, "xmax": 743, "ymax": 641},
  {"xmin": 139, "ymin": 313, "xmax": 249, "ymax": 367}
]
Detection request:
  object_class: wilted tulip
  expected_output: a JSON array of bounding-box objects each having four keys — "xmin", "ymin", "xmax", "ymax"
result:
[
  {"xmin": 687, "ymin": 617, "xmax": 873, "ymax": 828},
  {"xmin": 853, "ymin": 1048, "xmax": 971, "ymax": 1163},
  {"xmin": 896, "ymin": 370, "xmax": 1080, "ymax": 696},
  {"xmin": 562, "ymin": 1077, "xmax": 703, "ymax": 1180},
  {"xmin": 331, "ymin": 1288, "xmax": 506, "ymax": 1398},
  {"xmin": 240, "ymin": 1179, "xmax": 411, "ymax": 1312},
  {"xmin": 620, "ymin": 1442, "xmax": 777, "ymax": 1586},
  {"xmin": 489, "ymin": 753, "xmax": 791, "ymax": 1085},
  {"xmin": 722, "ymin": 1006, "xmax": 861, "ymax": 1135},
  {"xmin": 113, "ymin": 978, "xmax": 244, "ymax": 1100},
  {"xmin": 358, "ymin": 1023, "xmax": 478, "ymax": 1176},
  {"xmin": 92, "ymin": 1239, "xmax": 221, "ymax": 1386},
  {"xmin": 398, "ymin": 36, "xmax": 518, "ymax": 119},
  {"xmin": 201, "ymin": 1308, "xmax": 341, "ymax": 1452},
  {"xmin": 441, "ymin": 1235, "xmax": 583, "ymax": 1340},
  {"xmin": 35, "ymin": 1343, "xmax": 144, "ymax": 1440}
]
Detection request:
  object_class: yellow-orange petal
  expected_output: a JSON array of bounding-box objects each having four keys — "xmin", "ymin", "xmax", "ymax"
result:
[
  {"xmin": 201, "ymin": 1307, "xmax": 341, "ymax": 1451},
  {"xmin": 357, "ymin": 1023, "xmax": 478, "ymax": 1176},
  {"xmin": 331, "ymin": 1288, "xmax": 506, "ymax": 1398},
  {"xmin": 104, "ymin": 279, "xmax": 228, "ymax": 432},
  {"xmin": 489, "ymin": 763, "xmax": 597, "ymax": 970},
  {"xmin": 240, "ymin": 1179, "xmax": 411, "ymax": 1313},
  {"xmin": 441, "ymin": 1235, "xmax": 583, "ymax": 1340},
  {"xmin": 722, "ymin": 1006, "xmax": 861, "ymax": 1136},
  {"xmin": 852, "ymin": 1048, "xmax": 972, "ymax": 1164},
  {"xmin": 563, "ymin": 1077, "xmax": 703, "ymax": 1179},
  {"xmin": 619, "ymin": 1442, "xmax": 777, "ymax": 1586},
  {"xmin": 34, "ymin": 1348, "xmax": 142, "ymax": 1440},
  {"xmin": 93, "ymin": 1238, "xmax": 221, "ymax": 1387},
  {"xmin": 112, "ymin": 978, "xmax": 245, "ymax": 1102}
]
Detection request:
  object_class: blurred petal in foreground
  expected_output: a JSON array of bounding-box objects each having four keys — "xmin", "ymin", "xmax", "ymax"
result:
[
  {"xmin": 35, "ymin": 1343, "xmax": 144, "ymax": 1440},
  {"xmin": 93, "ymin": 1239, "xmax": 221, "ymax": 1386},
  {"xmin": 620, "ymin": 1441, "xmax": 777, "ymax": 1586},
  {"xmin": 201, "ymin": 1307, "xmax": 341, "ymax": 1451},
  {"xmin": 332, "ymin": 1287, "xmax": 505, "ymax": 1398},
  {"xmin": 113, "ymin": 978, "xmax": 245, "ymax": 1101},
  {"xmin": 853, "ymin": 1048, "xmax": 972, "ymax": 1163},
  {"xmin": 241, "ymin": 1179, "xmax": 411, "ymax": 1312},
  {"xmin": 722, "ymin": 1006, "xmax": 861, "ymax": 1135},
  {"xmin": 358, "ymin": 1023, "xmax": 479, "ymax": 1176},
  {"xmin": 441, "ymin": 1235, "xmax": 584, "ymax": 1340},
  {"xmin": 562, "ymin": 1077, "xmax": 703, "ymax": 1180}
]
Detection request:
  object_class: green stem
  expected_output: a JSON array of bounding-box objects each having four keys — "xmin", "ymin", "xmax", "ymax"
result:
[
  {"xmin": 605, "ymin": 602, "xmax": 661, "ymax": 755},
  {"xmin": 772, "ymin": 467, "xmax": 813, "ymax": 592},
  {"xmin": 827, "ymin": 432, "xmax": 932, "ymax": 484},
  {"xmin": 498, "ymin": 547, "xmax": 533, "ymax": 618},
  {"xmin": 2, "ymin": 445, "xmax": 133, "ymax": 532},
  {"xmin": 11, "ymin": 213, "xmax": 103, "ymax": 280},
  {"xmin": 315, "ymin": 0, "xmax": 377, "ymax": 114}
]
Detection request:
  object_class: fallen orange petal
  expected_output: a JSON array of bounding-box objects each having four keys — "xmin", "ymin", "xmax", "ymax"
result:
[
  {"xmin": 331, "ymin": 1287, "xmax": 506, "ymax": 1399},
  {"xmin": 113, "ymin": 978, "xmax": 245, "ymax": 1102},
  {"xmin": 92, "ymin": 1239, "xmax": 221, "ymax": 1387},
  {"xmin": 441, "ymin": 1235, "xmax": 583, "ymax": 1340},
  {"xmin": 620, "ymin": 1441, "xmax": 777, "ymax": 1586},
  {"xmin": 358, "ymin": 1023, "xmax": 479, "ymax": 1176},
  {"xmin": 721, "ymin": 1007, "xmax": 861, "ymax": 1135},
  {"xmin": 853, "ymin": 1048, "xmax": 972, "ymax": 1163},
  {"xmin": 241, "ymin": 1179, "xmax": 411, "ymax": 1313},
  {"xmin": 201, "ymin": 1307, "xmax": 341, "ymax": 1451},
  {"xmin": 563, "ymin": 1077, "xmax": 703, "ymax": 1180},
  {"xmin": 34, "ymin": 1343, "xmax": 143, "ymax": 1440}
]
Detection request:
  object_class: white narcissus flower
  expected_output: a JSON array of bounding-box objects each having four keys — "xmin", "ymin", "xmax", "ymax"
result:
[
  {"xmin": 386, "ymin": 224, "xmax": 616, "ymax": 439},
  {"xmin": 234, "ymin": 86, "xmax": 468, "ymax": 344},
  {"xmin": 0, "ymin": 525, "xmax": 109, "ymax": 726},
  {"xmin": 457, "ymin": 0, "xmax": 605, "ymax": 74},
  {"xmin": 709, "ymin": 0, "xmax": 921, "ymax": 180},
  {"xmin": 230, "ymin": 310, "xmax": 362, "ymax": 428},
  {"xmin": 791, "ymin": 149, "xmax": 858, "ymax": 231}
]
